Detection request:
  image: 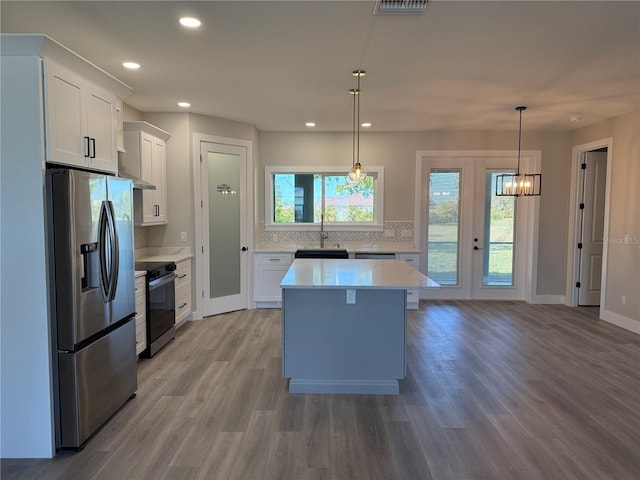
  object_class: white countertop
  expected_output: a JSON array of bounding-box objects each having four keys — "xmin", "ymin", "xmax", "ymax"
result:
[
  {"xmin": 136, "ymin": 253, "xmax": 193, "ymax": 263},
  {"xmin": 281, "ymin": 259, "xmax": 440, "ymax": 290},
  {"xmin": 135, "ymin": 270, "xmax": 146, "ymax": 278},
  {"xmin": 255, "ymin": 242, "xmax": 420, "ymax": 254},
  {"xmin": 135, "ymin": 247, "xmax": 193, "ymax": 264}
]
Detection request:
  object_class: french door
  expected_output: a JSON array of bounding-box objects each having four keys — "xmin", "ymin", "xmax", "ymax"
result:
[
  {"xmin": 200, "ymin": 141, "xmax": 249, "ymax": 316},
  {"xmin": 422, "ymin": 156, "xmax": 527, "ymax": 300}
]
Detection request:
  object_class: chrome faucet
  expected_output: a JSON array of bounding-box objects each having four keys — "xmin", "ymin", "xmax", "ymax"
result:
[{"xmin": 320, "ymin": 214, "xmax": 329, "ymax": 248}]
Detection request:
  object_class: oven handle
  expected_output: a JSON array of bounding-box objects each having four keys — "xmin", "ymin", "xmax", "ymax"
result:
[{"xmin": 148, "ymin": 273, "xmax": 176, "ymax": 291}]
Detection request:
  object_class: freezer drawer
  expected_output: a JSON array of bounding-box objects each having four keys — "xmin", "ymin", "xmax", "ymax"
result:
[{"xmin": 58, "ymin": 318, "xmax": 137, "ymax": 448}]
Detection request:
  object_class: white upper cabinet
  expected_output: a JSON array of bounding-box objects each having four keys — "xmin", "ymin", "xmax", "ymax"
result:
[
  {"xmin": 120, "ymin": 121, "xmax": 171, "ymax": 226},
  {"xmin": 45, "ymin": 59, "xmax": 118, "ymax": 173}
]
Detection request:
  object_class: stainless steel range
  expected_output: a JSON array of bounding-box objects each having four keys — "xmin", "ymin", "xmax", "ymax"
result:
[{"xmin": 135, "ymin": 261, "xmax": 176, "ymax": 357}]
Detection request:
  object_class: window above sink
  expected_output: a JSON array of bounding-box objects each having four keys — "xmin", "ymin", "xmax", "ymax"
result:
[{"xmin": 265, "ymin": 166, "xmax": 384, "ymax": 231}]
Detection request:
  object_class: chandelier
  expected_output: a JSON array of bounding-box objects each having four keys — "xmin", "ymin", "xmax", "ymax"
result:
[{"xmin": 496, "ymin": 106, "xmax": 542, "ymax": 196}]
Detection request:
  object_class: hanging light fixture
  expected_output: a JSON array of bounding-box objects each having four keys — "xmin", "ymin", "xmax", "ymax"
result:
[
  {"xmin": 496, "ymin": 106, "xmax": 542, "ymax": 197},
  {"xmin": 348, "ymin": 70, "xmax": 367, "ymax": 184}
]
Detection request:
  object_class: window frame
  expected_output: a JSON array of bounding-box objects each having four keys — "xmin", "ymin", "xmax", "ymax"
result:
[{"xmin": 265, "ymin": 166, "xmax": 384, "ymax": 231}]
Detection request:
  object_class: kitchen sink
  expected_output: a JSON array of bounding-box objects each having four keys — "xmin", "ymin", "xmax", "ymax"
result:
[{"xmin": 294, "ymin": 248, "xmax": 348, "ymax": 259}]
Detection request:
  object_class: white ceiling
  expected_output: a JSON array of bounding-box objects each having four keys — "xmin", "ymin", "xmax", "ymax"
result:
[{"xmin": 2, "ymin": 1, "xmax": 639, "ymax": 132}]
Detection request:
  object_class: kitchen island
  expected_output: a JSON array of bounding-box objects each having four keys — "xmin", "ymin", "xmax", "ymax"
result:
[{"xmin": 280, "ymin": 259, "xmax": 439, "ymax": 394}]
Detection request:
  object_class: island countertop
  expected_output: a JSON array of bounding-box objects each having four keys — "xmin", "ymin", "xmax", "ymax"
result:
[{"xmin": 280, "ymin": 259, "xmax": 440, "ymax": 290}]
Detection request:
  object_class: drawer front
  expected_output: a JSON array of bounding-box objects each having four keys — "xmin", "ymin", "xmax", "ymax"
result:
[
  {"xmin": 176, "ymin": 296, "xmax": 191, "ymax": 320},
  {"xmin": 175, "ymin": 260, "xmax": 191, "ymax": 285},
  {"xmin": 135, "ymin": 321, "xmax": 147, "ymax": 355},
  {"xmin": 397, "ymin": 254, "xmax": 419, "ymax": 269},
  {"xmin": 135, "ymin": 312, "xmax": 145, "ymax": 328},
  {"xmin": 176, "ymin": 287, "xmax": 191, "ymax": 311},
  {"xmin": 135, "ymin": 277, "xmax": 145, "ymax": 297},
  {"xmin": 256, "ymin": 253, "xmax": 292, "ymax": 266}
]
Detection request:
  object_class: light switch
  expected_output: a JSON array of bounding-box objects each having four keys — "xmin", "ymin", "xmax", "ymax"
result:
[{"xmin": 180, "ymin": 232, "xmax": 187, "ymax": 242}]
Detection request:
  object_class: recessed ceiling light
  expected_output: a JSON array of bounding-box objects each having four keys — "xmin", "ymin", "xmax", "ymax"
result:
[
  {"xmin": 305, "ymin": 122, "xmax": 316, "ymax": 127},
  {"xmin": 177, "ymin": 102, "xmax": 191, "ymax": 108},
  {"xmin": 122, "ymin": 62, "xmax": 140, "ymax": 69},
  {"xmin": 179, "ymin": 17, "xmax": 201, "ymax": 28},
  {"xmin": 361, "ymin": 122, "xmax": 372, "ymax": 128},
  {"xmin": 569, "ymin": 115, "xmax": 582, "ymax": 123}
]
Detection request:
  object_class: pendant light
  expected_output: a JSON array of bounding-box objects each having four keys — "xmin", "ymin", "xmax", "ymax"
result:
[
  {"xmin": 496, "ymin": 106, "xmax": 542, "ymax": 196},
  {"xmin": 348, "ymin": 70, "xmax": 367, "ymax": 184}
]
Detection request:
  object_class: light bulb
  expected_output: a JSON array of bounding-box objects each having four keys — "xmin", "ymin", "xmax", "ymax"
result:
[{"xmin": 349, "ymin": 162, "xmax": 367, "ymax": 184}]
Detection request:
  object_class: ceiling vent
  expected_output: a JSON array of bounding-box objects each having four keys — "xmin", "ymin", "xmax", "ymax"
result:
[{"xmin": 374, "ymin": 0, "xmax": 430, "ymax": 15}]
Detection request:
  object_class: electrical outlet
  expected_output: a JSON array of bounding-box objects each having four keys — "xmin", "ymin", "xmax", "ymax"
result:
[
  {"xmin": 621, "ymin": 295, "xmax": 627, "ymax": 306},
  {"xmin": 401, "ymin": 229, "xmax": 413, "ymax": 238},
  {"xmin": 180, "ymin": 232, "xmax": 187, "ymax": 242},
  {"xmin": 384, "ymin": 229, "xmax": 396, "ymax": 238},
  {"xmin": 346, "ymin": 289, "xmax": 356, "ymax": 304}
]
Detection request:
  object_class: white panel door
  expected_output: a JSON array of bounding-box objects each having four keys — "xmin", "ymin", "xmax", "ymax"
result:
[
  {"xmin": 200, "ymin": 141, "xmax": 248, "ymax": 316},
  {"xmin": 578, "ymin": 151, "xmax": 607, "ymax": 306}
]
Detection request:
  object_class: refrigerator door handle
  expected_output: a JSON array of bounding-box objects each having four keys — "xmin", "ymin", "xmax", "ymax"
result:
[
  {"xmin": 98, "ymin": 201, "xmax": 110, "ymax": 303},
  {"xmin": 106, "ymin": 201, "xmax": 120, "ymax": 301}
]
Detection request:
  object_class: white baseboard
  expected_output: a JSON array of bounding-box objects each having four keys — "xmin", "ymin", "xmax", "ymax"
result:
[
  {"xmin": 530, "ymin": 294, "xmax": 566, "ymax": 304},
  {"xmin": 600, "ymin": 309, "xmax": 640, "ymax": 334}
]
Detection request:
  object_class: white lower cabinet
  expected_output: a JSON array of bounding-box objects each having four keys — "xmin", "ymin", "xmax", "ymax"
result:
[
  {"xmin": 396, "ymin": 253, "xmax": 420, "ymax": 309},
  {"xmin": 175, "ymin": 259, "xmax": 192, "ymax": 328},
  {"xmin": 253, "ymin": 253, "xmax": 293, "ymax": 307},
  {"xmin": 134, "ymin": 274, "xmax": 147, "ymax": 356}
]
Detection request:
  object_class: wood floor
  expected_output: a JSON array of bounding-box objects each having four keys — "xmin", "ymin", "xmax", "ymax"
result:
[{"xmin": 3, "ymin": 301, "xmax": 639, "ymax": 480}]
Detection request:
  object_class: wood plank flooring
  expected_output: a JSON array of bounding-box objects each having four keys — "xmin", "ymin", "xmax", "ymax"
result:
[{"xmin": 3, "ymin": 301, "xmax": 639, "ymax": 480}]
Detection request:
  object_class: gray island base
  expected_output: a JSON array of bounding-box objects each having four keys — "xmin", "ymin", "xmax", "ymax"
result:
[{"xmin": 280, "ymin": 259, "xmax": 439, "ymax": 395}]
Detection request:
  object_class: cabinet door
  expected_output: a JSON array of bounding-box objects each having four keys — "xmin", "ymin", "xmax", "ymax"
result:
[
  {"xmin": 254, "ymin": 254, "xmax": 292, "ymax": 303},
  {"xmin": 86, "ymin": 84, "xmax": 117, "ymax": 173},
  {"xmin": 151, "ymin": 137, "xmax": 167, "ymax": 223},
  {"xmin": 139, "ymin": 133, "xmax": 157, "ymax": 224},
  {"xmin": 115, "ymin": 98, "xmax": 125, "ymax": 153},
  {"xmin": 45, "ymin": 61, "xmax": 87, "ymax": 167}
]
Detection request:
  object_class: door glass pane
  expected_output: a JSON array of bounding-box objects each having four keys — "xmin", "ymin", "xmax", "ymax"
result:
[
  {"xmin": 483, "ymin": 170, "xmax": 516, "ymax": 285},
  {"xmin": 208, "ymin": 152, "xmax": 240, "ymax": 298},
  {"xmin": 427, "ymin": 170, "xmax": 460, "ymax": 285}
]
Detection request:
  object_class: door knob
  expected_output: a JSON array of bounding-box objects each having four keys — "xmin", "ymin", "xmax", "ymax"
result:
[
  {"xmin": 473, "ymin": 246, "xmax": 479, "ymax": 251},
  {"xmin": 241, "ymin": 246, "xmax": 248, "ymax": 252},
  {"xmin": 474, "ymin": 238, "xmax": 479, "ymax": 242}
]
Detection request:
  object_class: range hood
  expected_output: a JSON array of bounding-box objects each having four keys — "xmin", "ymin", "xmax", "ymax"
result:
[{"xmin": 118, "ymin": 173, "xmax": 156, "ymax": 190}]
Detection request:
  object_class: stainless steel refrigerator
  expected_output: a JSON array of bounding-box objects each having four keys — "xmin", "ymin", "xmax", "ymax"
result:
[{"xmin": 46, "ymin": 168, "xmax": 137, "ymax": 449}]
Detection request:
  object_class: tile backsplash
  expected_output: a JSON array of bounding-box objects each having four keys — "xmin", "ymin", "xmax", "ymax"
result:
[{"xmin": 258, "ymin": 221, "xmax": 415, "ymax": 244}]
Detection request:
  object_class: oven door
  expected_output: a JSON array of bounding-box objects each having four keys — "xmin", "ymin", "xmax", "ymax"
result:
[{"xmin": 147, "ymin": 273, "xmax": 176, "ymax": 355}]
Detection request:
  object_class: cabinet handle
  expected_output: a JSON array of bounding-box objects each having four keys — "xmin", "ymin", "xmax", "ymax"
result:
[
  {"xmin": 269, "ymin": 258, "xmax": 281, "ymax": 262},
  {"xmin": 90, "ymin": 138, "xmax": 96, "ymax": 158},
  {"xmin": 178, "ymin": 302, "xmax": 188, "ymax": 309},
  {"xmin": 178, "ymin": 274, "xmax": 187, "ymax": 279},
  {"xmin": 84, "ymin": 136, "xmax": 91, "ymax": 157}
]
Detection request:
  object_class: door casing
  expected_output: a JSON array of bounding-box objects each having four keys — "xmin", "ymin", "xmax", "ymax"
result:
[{"xmin": 566, "ymin": 138, "xmax": 613, "ymax": 309}]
